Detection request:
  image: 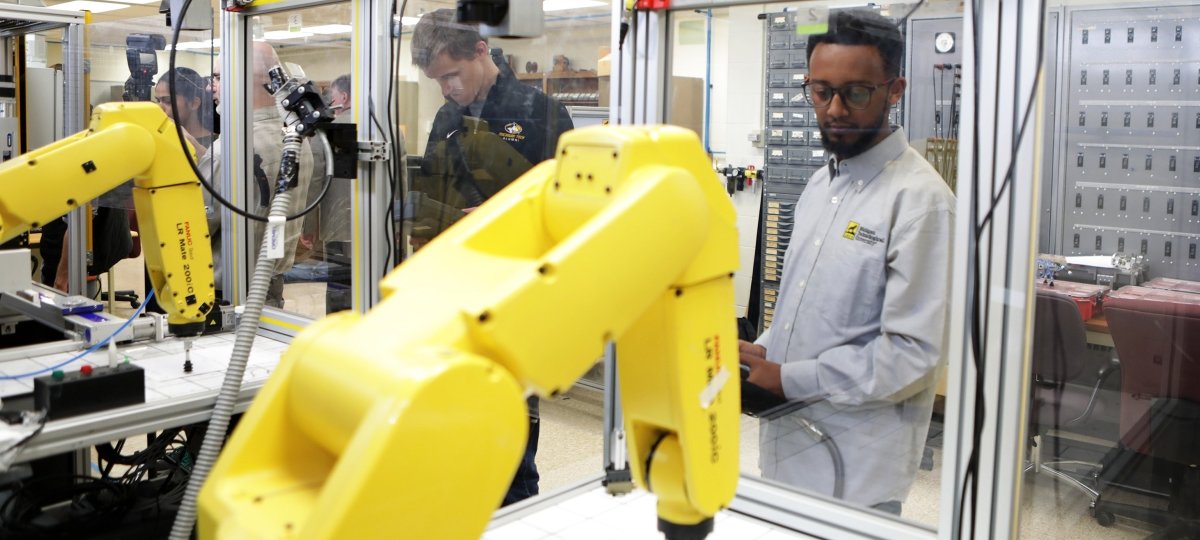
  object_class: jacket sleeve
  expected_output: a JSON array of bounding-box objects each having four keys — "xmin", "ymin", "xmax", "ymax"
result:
[{"xmin": 541, "ymin": 96, "xmax": 574, "ymax": 162}]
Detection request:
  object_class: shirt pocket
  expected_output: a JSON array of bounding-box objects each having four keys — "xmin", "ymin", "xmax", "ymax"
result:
[{"xmin": 824, "ymin": 233, "xmax": 887, "ymax": 329}]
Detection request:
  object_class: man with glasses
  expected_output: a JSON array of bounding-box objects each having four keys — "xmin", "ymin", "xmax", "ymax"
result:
[{"xmin": 739, "ymin": 9, "xmax": 955, "ymax": 515}]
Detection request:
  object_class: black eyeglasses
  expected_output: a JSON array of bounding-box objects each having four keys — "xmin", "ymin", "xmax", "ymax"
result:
[{"xmin": 801, "ymin": 78, "xmax": 896, "ymax": 110}]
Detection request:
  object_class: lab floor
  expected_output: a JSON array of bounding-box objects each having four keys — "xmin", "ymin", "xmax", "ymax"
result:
[{"xmin": 535, "ymin": 387, "xmax": 1157, "ymax": 539}]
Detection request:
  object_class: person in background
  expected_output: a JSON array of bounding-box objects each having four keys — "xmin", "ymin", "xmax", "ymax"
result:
[
  {"xmin": 738, "ymin": 9, "xmax": 956, "ymax": 516},
  {"xmin": 202, "ymin": 42, "xmax": 322, "ymax": 309},
  {"xmin": 309, "ymin": 73, "xmax": 353, "ymax": 313},
  {"xmin": 155, "ymin": 67, "xmax": 215, "ymax": 152},
  {"xmin": 137, "ymin": 66, "xmax": 218, "ymax": 313},
  {"xmin": 409, "ymin": 9, "xmax": 573, "ymax": 250},
  {"xmin": 327, "ymin": 74, "xmax": 351, "ymax": 117},
  {"xmin": 409, "ymin": 8, "xmax": 574, "ymax": 506}
]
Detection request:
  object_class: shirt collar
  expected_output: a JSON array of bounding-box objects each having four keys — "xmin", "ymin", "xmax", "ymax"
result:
[{"xmin": 826, "ymin": 126, "xmax": 908, "ymax": 188}]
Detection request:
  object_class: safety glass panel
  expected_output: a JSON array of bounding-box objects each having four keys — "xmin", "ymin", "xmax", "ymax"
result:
[
  {"xmin": 395, "ymin": 2, "xmax": 612, "ymax": 507},
  {"xmin": 247, "ymin": 3, "xmax": 352, "ymax": 319},
  {"xmin": 671, "ymin": 2, "xmax": 961, "ymax": 529},
  {"xmin": 1020, "ymin": 2, "xmax": 1200, "ymax": 538}
]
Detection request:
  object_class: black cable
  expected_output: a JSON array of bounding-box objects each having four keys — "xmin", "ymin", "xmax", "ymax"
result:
[
  {"xmin": 977, "ymin": 66, "xmax": 1043, "ymax": 231},
  {"xmin": 0, "ymin": 474, "xmax": 132, "ymax": 536},
  {"xmin": 958, "ymin": 1, "xmax": 1047, "ymax": 537},
  {"xmin": 640, "ymin": 10, "xmax": 650, "ymax": 124},
  {"xmin": 934, "ymin": 65, "xmax": 942, "ymax": 141},
  {"xmin": 385, "ymin": 0, "xmax": 409, "ymax": 270},
  {"xmin": 615, "ymin": 4, "xmax": 633, "ymax": 125},
  {"xmin": 167, "ymin": 0, "xmax": 332, "ymax": 223},
  {"xmin": 952, "ymin": 66, "xmax": 962, "ymax": 139},
  {"xmin": 957, "ymin": 2, "xmax": 985, "ymax": 537}
]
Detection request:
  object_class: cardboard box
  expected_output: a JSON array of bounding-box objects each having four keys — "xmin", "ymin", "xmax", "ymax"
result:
[{"xmin": 597, "ymin": 46, "xmax": 611, "ymax": 76}]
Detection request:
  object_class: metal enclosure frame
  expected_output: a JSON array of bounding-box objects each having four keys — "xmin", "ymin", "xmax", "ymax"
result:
[
  {"xmin": 0, "ymin": 6, "xmax": 88, "ymax": 295},
  {"xmin": 614, "ymin": 1, "xmax": 1048, "ymax": 538},
  {"xmin": 615, "ymin": 4, "xmax": 946, "ymax": 538},
  {"xmin": 939, "ymin": 0, "xmax": 1046, "ymax": 538},
  {"xmin": 217, "ymin": 0, "xmax": 396, "ymax": 338},
  {"xmin": 191, "ymin": 0, "xmax": 1055, "ymax": 536}
]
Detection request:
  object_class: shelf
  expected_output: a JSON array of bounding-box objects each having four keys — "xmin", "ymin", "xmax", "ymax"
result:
[{"xmin": 517, "ymin": 71, "xmax": 604, "ymax": 107}]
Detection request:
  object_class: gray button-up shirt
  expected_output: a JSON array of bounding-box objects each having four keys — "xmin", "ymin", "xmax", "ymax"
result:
[{"xmin": 755, "ymin": 127, "xmax": 955, "ymax": 507}]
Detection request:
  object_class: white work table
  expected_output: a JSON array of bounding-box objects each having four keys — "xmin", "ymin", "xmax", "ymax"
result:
[{"xmin": 0, "ymin": 332, "xmax": 286, "ymax": 463}]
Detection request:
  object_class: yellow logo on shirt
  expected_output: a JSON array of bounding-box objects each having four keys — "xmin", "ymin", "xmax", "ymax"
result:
[
  {"xmin": 846, "ymin": 221, "xmax": 885, "ymax": 246},
  {"xmin": 843, "ymin": 221, "xmax": 860, "ymax": 240}
]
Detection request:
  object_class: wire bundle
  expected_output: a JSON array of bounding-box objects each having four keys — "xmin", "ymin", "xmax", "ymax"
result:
[{"xmin": 0, "ymin": 426, "xmax": 199, "ymax": 539}]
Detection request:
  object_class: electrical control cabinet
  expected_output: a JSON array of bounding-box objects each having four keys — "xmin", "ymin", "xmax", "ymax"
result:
[
  {"xmin": 1061, "ymin": 5, "xmax": 1200, "ymax": 280},
  {"xmin": 756, "ymin": 10, "xmax": 900, "ymax": 332},
  {"xmin": 762, "ymin": 12, "xmax": 821, "ymax": 194},
  {"xmin": 759, "ymin": 183, "xmax": 805, "ymax": 330},
  {"xmin": 904, "ymin": 16, "xmax": 964, "ymax": 145},
  {"xmin": 759, "ymin": 11, "xmax": 817, "ymax": 331}
]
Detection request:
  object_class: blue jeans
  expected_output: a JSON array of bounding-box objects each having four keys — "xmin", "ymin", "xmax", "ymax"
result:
[{"xmin": 501, "ymin": 397, "xmax": 540, "ymax": 506}]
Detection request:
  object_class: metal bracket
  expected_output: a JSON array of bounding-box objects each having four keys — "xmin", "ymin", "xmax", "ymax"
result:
[
  {"xmin": 323, "ymin": 125, "xmax": 390, "ymax": 178},
  {"xmin": 357, "ymin": 141, "xmax": 390, "ymax": 162}
]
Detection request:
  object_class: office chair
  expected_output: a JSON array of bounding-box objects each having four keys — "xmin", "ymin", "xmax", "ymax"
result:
[
  {"xmin": 1093, "ymin": 290, "xmax": 1200, "ymax": 538},
  {"xmin": 1026, "ymin": 291, "xmax": 1115, "ymax": 502}
]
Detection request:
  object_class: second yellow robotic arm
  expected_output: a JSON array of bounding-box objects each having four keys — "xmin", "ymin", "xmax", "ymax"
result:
[
  {"xmin": 0, "ymin": 102, "xmax": 215, "ymax": 335},
  {"xmin": 199, "ymin": 125, "xmax": 740, "ymax": 539}
]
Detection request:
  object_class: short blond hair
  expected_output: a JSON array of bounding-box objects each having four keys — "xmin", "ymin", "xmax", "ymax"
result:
[{"xmin": 411, "ymin": 9, "xmax": 486, "ymax": 69}]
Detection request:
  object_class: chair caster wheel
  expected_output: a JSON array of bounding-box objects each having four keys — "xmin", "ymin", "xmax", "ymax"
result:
[{"xmin": 1094, "ymin": 510, "xmax": 1115, "ymax": 527}]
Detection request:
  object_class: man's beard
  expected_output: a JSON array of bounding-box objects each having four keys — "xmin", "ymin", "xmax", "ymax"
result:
[{"xmin": 818, "ymin": 107, "xmax": 891, "ymax": 160}]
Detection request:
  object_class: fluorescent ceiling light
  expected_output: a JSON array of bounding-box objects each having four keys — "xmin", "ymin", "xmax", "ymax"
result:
[
  {"xmin": 106, "ymin": 0, "xmax": 163, "ymax": 4},
  {"xmin": 543, "ymin": 0, "xmax": 606, "ymax": 12},
  {"xmin": 305, "ymin": 24, "xmax": 352, "ymax": 35},
  {"xmin": 262, "ymin": 30, "xmax": 314, "ymax": 40},
  {"xmin": 47, "ymin": 0, "xmax": 130, "ymax": 13},
  {"xmin": 167, "ymin": 38, "xmax": 220, "ymax": 51},
  {"xmin": 394, "ymin": 15, "xmax": 422, "ymax": 26}
]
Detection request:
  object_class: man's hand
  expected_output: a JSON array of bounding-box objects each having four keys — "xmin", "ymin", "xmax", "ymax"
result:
[
  {"xmin": 739, "ymin": 339, "xmax": 784, "ymax": 398},
  {"xmin": 53, "ymin": 242, "xmax": 70, "ymax": 292}
]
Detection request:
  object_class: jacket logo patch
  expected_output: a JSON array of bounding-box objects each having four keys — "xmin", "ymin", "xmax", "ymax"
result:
[
  {"xmin": 844, "ymin": 220, "xmax": 884, "ymax": 246},
  {"xmin": 499, "ymin": 122, "xmax": 526, "ymax": 142}
]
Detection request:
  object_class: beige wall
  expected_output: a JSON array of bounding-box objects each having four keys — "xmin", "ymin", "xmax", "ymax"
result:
[{"xmin": 46, "ymin": 40, "xmax": 215, "ymax": 108}]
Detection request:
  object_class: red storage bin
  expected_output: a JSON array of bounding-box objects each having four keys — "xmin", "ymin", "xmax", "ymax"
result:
[{"xmin": 1036, "ymin": 281, "xmax": 1109, "ymax": 320}]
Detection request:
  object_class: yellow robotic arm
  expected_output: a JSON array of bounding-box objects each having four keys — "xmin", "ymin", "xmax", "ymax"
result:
[
  {"xmin": 0, "ymin": 102, "xmax": 215, "ymax": 335},
  {"xmin": 199, "ymin": 125, "xmax": 740, "ymax": 539}
]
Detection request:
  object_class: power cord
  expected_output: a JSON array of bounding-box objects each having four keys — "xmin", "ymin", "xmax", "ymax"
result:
[
  {"xmin": 167, "ymin": 0, "xmax": 334, "ymax": 224},
  {"xmin": 959, "ymin": 0, "xmax": 1046, "ymax": 536},
  {"xmin": 0, "ymin": 290, "xmax": 155, "ymax": 380},
  {"xmin": 384, "ymin": 0, "xmax": 410, "ymax": 270}
]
